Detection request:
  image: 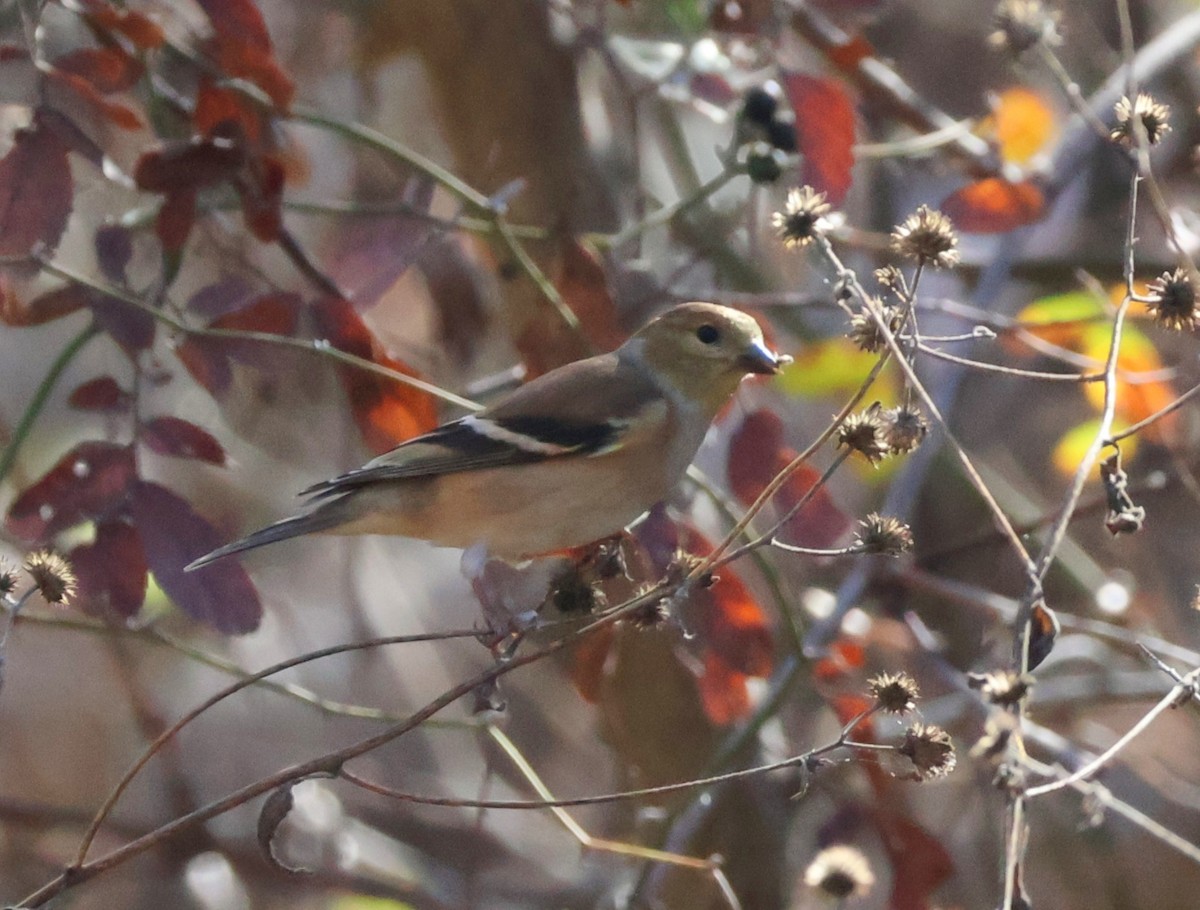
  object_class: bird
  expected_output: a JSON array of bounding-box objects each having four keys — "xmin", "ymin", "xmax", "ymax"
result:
[{"xmin": 186, "ymin": 302, "xmax": 787, "ymax": 570}]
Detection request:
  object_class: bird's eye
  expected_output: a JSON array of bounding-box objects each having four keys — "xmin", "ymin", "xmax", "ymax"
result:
[{"xmin": 696, "ymin": 324, "xmax": 720, "ymax": 345}]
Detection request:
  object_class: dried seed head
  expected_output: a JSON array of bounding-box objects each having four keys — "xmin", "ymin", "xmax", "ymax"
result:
[
  {"xmin": 847, "ymin": 304, "xmax": 903, "ymax": 353},
  {"xmin": 836, "ymin": 409, "xmax": 890, "ymax": 464},
  {"xmin": 971, "ymin": 712, "xmax": 1018, "ymax": 762},
  {"xmin": 868, "ymin": 671, "xmax": 920, "ymax": 714},
  {"xmin": 989, "ymin": 0, "xmax": 1062, "ymax": 55},
  {"xmin": 0, "ymin": 560, "xmax": 18, "ymax": 597},
  {"xmin": 23, "ymin": 551, "xmax": 77, "ymax": 605},
  {"xmin": 803, "ymin": 844, "xmax": 875, "ymax": 900},
  {"xmin": 629, "ymin": 597, "xmax": 672, "ymax": 629},
  {"xmin": 967, "ymin": 669, "xmax": 1033, "ymax": 707},
  {"xmin": 856, "ymin": 514, "xmax": 913, "ymax": 556},
  {"xmin": 1146, "ymin": 267, "xmax": 1198, "ymax": 331},
  {"xmin": 882, "ymin": 405, "xmax": 928, "ymax": 454},
  {"xmin": 874, "ymin": 264, "xmax": 908, "ymax": 298},
  {"xmin": 898, "ymin": 723, "xmax": 957, "ymax": 780},
  {"xmin": 772, "ymin": 186, "xmax": 832, "ymax": 248},
  {"xmin": 1111, "ymin": 94, "xmax": 1171, "ymax": 146},
  {"xmin": 891, "ymin": 205, "xmax": 960, "ymax": 269}
]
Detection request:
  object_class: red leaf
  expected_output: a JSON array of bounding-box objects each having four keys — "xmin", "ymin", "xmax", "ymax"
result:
[
  {"xmin": 518, "ymin": 238, "xmax": 627, "ymax": 378},
  {"xmin": 94, "ymin": 224, "xmax": 133, "ymax": 284},
  {"xmin": 7, "ymin": 442, "xmax": 135, "ymax": 541},
  {"xmin": 154, "ymin": 187, "xmax": 197, "ymax": 251},
  {"xmin": 76, "ymin": 0, "xmax": 165, "ymax": 49},
  {"xmin": 134, "ymin": 138, "xmax": 245, "ymax": 193},
  {"xmin": 46, "ymin": 68, "xmax": 143, "ymax": 130},
  {"xmin": 176, "ymin": 292, "xmax": 300, "ymax": 395},
  {"xmin": 554, "ymin": 239, "xmax": 626, "ymax": 352},
  {"xmin": 130, "ymin": 481, "xmax": 262, "ymax": 633},
  {"xmin": 195, "ymin": 78, "xmax": 264, "ymax": 144},
  {"xmin": 237, "ymin": 153, "xmax": 284, "ymax": 242},
  {"xmin": 0, "ymin": 113, "xmax": 73, "ymax": 257},
  {"xmin": 209, "ymin": 291, "xmax": 299, "ymax": 341},
  {"xmin": 728, "ymin": 409, "xmax": 851, "ymax": 549},
  {"xmin": 313, "ymin": 297, "xmax": 439, "ymax": 453},
  {"xmin": 89, "ymin": 293, "xmax": 155, "ymax": 352},
  {"xmin": 635, "ymin": 515, "xmax": 775, "ymax": 725},
  {"xmin": 53, "ymin": 46, "xmax": 143, "ymax": 93},
  {"xmin": 874, "ymin": 809, "xmax": 954, "ymax": 910},
  {"xmin": 940, "ymin": 178, "xmax": 1045, "ymax": 234},
  {"xmin": 142, "ymin": 416, "xmax": 226, "ymax": 465},
  {"xmin": 68, "ymin": 376, "xmax": 131, "ymax": 412},
  {"xmin": 812, "ymin": 637, "xmax": 866, "ymax": 683},
  {"xmin": 696, "ymin": 652, "xmax": 752, "ymax": 726},
  {"xmin": 572, "ymin": 624, "xmax": 616, "ymax": 703},
  {"xmin": 70, "ymin": 518, "xmax": 147, "ymax": 618},
  {"xmin": 0, "ymin": 282, "xmax": 89, "ymax": 326},
  {"xmin": 195, "ymin": 0, "xmax": 295, "ymax": 109},
  {"xmin": 783, "ymin": 73, "xmax": 856, "ymax": 205},
  {"xmin": 176, "ymin": 338, "xmax": 232, "ymax": 395}
]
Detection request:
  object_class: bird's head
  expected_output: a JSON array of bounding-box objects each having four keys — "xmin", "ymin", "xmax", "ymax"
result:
[{"xmin": 626, "ymin": 302, "xmax": 790, "ymax": 410}]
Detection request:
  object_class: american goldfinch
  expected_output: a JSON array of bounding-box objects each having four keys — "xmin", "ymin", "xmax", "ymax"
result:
[{"xmin": 187, "ymin": 302, "xmax": 785, "ymax": 569}]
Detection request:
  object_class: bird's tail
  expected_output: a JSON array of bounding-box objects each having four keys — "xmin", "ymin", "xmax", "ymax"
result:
[{"xmin": 185, "ymin": 505, "xmax": 348, "ymax": 571}]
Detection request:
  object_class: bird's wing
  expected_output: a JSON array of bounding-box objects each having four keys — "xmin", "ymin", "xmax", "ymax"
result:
[{"xmin": 301, "ymin": 353, "xmax": 667, "ymax": 498}]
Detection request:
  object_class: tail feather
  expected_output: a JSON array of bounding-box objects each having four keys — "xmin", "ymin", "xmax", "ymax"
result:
[{"xmin": 185, "ymin": 505, "xmax": 348, "ymax": 571}]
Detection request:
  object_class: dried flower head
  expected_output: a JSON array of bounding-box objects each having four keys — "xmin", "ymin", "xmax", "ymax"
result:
[
  {"xmin": 989, "ymin": 0, "xmax": 1062, "ymax": 55},
  {"xmin": 1146, "ymin": 267, "xmax": 1198, "ymax": 331},
  {"xmin": 891, "ymin": 205, "xmax": 960, "ymax": 269},
  {"xmin": 1111, "ymin": 94, "xmax": 1171, "ymax": 146},
  {"xmin": 882, "ymin": 405, "xmax": 928, "ymax": 454},
  {"xmin": 968, "ymin": 669, "xmax": 1033, "ymax": 707},
  {"xmin": 629, "ymin": 597, "xmax": 672, "ymax": 629},
  {"xmin": 23, "ymin": 551, "xmax": 77, "ymax": 605},
  {"xmin": 836, "ymin": 409, "xmax": 890, "ymax": 464},
  {"xmin": 898, "ymin": 723, "xmax": 956, "ymax": 780},
  {"xmin": 869, "ymin": 671, "xmax": 920, "ymax": 714},
  {"xmin": 856, "ymin": 514, "xmax": 913, "ymax": 556},
  {"xmin": 803, "ymin": 844, "xmax": 875, "ymax": 900},
  {"xmin": 772, "ymin": 186, "xmax": 832, "ymax": 248},
  {"xmin": 971, "ymin": 712, "xmax": 1018, "ymax": 762},
  {"xmin": 847, "ymin": 304, "xmax": 903, "ymax": 353},
  {"xmin": 0, "ymin": 560, "xmax": 18, "ymax": 597}
]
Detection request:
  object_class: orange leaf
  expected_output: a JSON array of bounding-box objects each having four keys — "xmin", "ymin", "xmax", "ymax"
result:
[
  {"xmin": 696, "ymin": 652, "xmax": 752, "ymax": 726},
  {"xmin": 941, "ymin": 178, "xmax": 1044, "ymax": 233},
  {"xmin": 571, "ymin": 624, "xmax": 616, "ymax": 704},
  {"xmin": 313, "ymin": 297, "xmax": 440, "ymax": 453},
  {"xmin": 783, "ymin": 73, "xmax": 855, "ymax": 204}
]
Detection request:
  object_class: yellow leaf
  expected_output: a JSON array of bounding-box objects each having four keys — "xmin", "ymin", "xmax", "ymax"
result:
[{"xmin": 1053, "ymin": 420, "xmax": 1138, "ymax": 475}]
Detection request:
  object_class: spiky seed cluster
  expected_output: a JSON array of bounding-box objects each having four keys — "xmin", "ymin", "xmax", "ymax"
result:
[
  {"xmin": 899, "ymin": 723, "xmax": 956, "ymax": 780},
  {"xmin": 836, "ymin": 409, "xmax": 890, "ymax": 464},
  {"xmin": 868, "ymin": 671, "xmax": 920, "ymax": 714},
  {"xmin": 882, "ymin": 405, "xmax": 928, "ymax": 454},
  {"xmin": 0, "ymin": 560, "xmax": 18, "ymax": 597},
  {"xmin": 892, "ymin": 205, "xmax": 960, "ymax": 269},
  {"xmin": 23, "ymin": 551, "xmax": 77, "ymax": 605},
  {"xmin": 968, "ymin": 669, "xmax": 1033, "ymax": 707},
  {"xmin": 1146, "ymin": 267, "xmax": 1198, "ymax": 331},
  {"xmin": 1111, "ymin": 94, "xmax": 1171, "ymax": 146},
  {"xmin": 803, "ymin": 845, "xmax": 875, "ymax": 900},
  {"xmin": 847, "ymin": 304, "xmax": 903, "ymax": 353},
  {"xmin": 772, "ymin": 186, "xmax": 832, "ymax": 248},
  {"xmin": 989, "ymin": 0, "xmax": 1062, "ymax": 55},
  {"xmin": 856, "ymin": 514, "xmax": 913, "ymax": 556}
]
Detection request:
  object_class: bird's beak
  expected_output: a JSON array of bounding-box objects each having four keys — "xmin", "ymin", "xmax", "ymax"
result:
[{"xmin": 739, "ymin": 339, "xmax": 790, "ymax": 375}]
